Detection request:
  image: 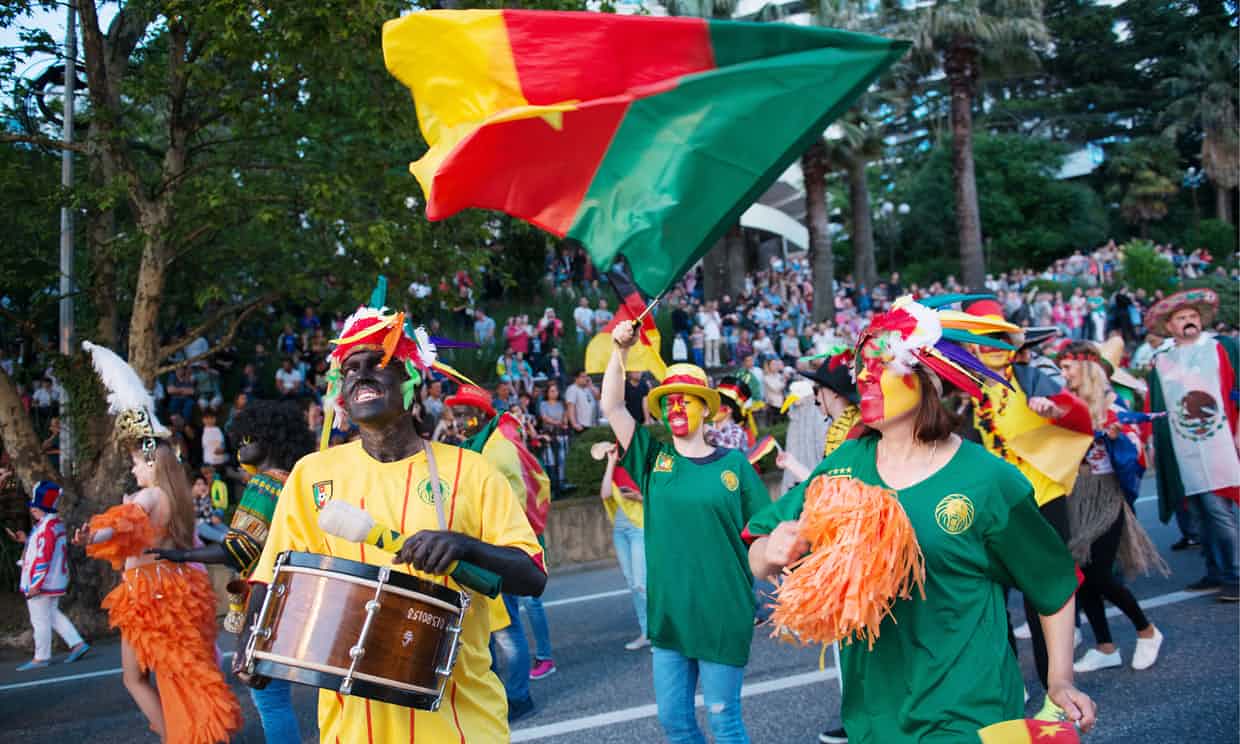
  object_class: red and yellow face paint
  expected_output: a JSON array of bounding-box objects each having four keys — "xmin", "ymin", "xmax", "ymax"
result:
[
  {"xmin": 856, "ymin": 332, "xmax": 922, "ymax": 425},
  {"xmin": 660, "ymin": 393, "xmax": 706, "ymax": 437}
]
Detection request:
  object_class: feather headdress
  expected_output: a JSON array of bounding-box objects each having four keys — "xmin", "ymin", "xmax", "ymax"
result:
[
  {"xmin": 318, "ymin": 276, "xmax": 479, "ymax": 450},
  {"xmin": 82, "ymin": 341, "xmax": 169, "ymax": 457},
  {"xmin": 857, "ymin": 295, "xmax": 1021, "ymax": 399}
]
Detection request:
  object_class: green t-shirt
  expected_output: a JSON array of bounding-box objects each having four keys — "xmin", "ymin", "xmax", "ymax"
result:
[
  {"xmin": 622, "ymin": 425, "xmax": 770, "ymax": 667},
  {"xmin": 747, "ymin": 435, "xmax": 1077, "ymax": 743}
]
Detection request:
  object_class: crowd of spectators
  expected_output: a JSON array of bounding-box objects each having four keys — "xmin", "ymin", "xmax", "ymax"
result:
[{"xmin": 2, "ymin": 236, "xmax": 1234, "ymax": 516}]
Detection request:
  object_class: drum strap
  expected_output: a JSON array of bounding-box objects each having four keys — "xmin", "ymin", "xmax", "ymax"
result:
[{"xmin": 424, "ymin": 441, "xmax": 449, "ymax": 532}]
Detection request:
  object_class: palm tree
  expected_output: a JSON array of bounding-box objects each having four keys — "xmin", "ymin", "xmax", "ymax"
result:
[
  {"xmin": 1162, "ymin": 35, "xmax": 1240, "ymax": 225},
  {"xmin": 907, "ymin": 0, "xmax": 1049, "ymax": 290},
  {"xmin": 802, "ymin": 141, "xmax": 836, "ymax": 322},
  {"xmin": 824, "ymin": 113, "xmax": 886, "ymax": 293},
  {"xmin": 1106, "ymin": 138, "xmax": 1180, "ymax": 238}
]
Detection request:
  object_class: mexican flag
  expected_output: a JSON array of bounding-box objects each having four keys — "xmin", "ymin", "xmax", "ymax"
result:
[{"xmin": 383, "ymin": 10, "xmax": 908, "ymax": 297}]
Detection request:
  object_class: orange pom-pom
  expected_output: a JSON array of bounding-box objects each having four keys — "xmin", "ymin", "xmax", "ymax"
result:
[
  {"xmin": 769, "ymin": 476, "xmax": 925, "ymax": 649},
  {"xmin": 86, "ymin": 502, "xmax": 157, "ymax": 570}
]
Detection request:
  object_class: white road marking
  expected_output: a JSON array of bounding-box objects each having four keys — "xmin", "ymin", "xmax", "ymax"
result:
[
  {"xmin": 541, "ymin": 588, "xmax": 630, "ymax": 608},
  {"xmin": 0, "ymin": 652, "xmax": 234, "ymax": 692},
  {"xmin": 0, "ymin": 584, "xmax": 1213, "ymax": 695},
  {"xmin": 512, "ymin": 669, "xmax": 839, "ymax": 742},
  {"xmin": 511, "ymin": 587, "xmax": 1220, "ymax": 741}
]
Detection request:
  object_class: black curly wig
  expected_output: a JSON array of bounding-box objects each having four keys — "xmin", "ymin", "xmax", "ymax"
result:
[{"xmin": 226, "ymin": 400, "xmax": 316, "ymax": 471}]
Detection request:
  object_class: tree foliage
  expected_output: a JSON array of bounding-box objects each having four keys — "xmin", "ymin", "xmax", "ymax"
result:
[{"xmin": 896, "ymin": 133, "xmax": 1107, "ymax": 275}]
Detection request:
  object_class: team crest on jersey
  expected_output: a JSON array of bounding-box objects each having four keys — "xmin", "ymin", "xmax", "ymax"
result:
[
  {"xmin": 311, "ymin": 481, "xmax": 333, "ymax": 510},
  {"xmin": 935, "ymin": 494, "xmax": 975, "ymax": 535},
  {"xmin": 654, "ymin": 453, "xmax": 675, "ymax": 473},
  {"xmin": 721, "ymin": 470, "xmax": 739, "ymax": 491},
  {"xmin": 416, "ymin": 478, "xmax": 453, "ymax": 505}
]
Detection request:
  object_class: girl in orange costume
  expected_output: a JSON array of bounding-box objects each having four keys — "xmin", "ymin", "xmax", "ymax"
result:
[
  {"xmin": 76, "ymin": 341, "xmax": 242, "ymax": 744},
  {"xmin": 75, "ymin": 442, "xmax": 242, "ymax": 744}
]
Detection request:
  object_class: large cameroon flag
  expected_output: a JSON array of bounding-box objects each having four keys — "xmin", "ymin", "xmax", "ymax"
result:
[{"xmin": 383, "ymin": 10, "xmax": 909, "ymax": 297}]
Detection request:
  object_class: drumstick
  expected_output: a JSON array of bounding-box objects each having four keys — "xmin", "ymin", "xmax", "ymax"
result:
[{"xmin": 318, "ymin": 501, "xmax": 501, "ymax": 597}]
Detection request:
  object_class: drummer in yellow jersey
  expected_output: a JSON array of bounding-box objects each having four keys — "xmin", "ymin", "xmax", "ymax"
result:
[{"xmin": 248, "ymin": 290, "xmax": 547, "ymax": 744}]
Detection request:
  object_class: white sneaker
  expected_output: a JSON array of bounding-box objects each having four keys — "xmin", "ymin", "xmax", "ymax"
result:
[
  {"xmin": 1013, "ymin": 622, "xmax": 1031, "ymax": 639},
  {"xmin": 1132, "ymin": 627, "xmax": 1163, "ymax": 670},
  {"xmin": 624, "ymin": 635, "xmax": 651, "ymax": 651},
  {"xmin": 1074, "ymin": 627, "xmax": 1083, "ymax": 648},
  {"xmin": 1073, "ymin": 648, "xmax": 1122, "ymax": 673}
]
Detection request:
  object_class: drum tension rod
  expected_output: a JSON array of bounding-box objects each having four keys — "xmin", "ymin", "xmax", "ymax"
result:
[
  {"xmin": 341, "ymin": 564, "xmax": 390, "ymax": 696},
  {"xmin": 243, "ymin": 551, "xmax": 288, "ymax": 675}
]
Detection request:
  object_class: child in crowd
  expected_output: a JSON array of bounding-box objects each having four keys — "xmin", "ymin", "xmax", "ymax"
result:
[{"xmin": 7, "ymin": 481, "xmax": 90, "ymax": 670}]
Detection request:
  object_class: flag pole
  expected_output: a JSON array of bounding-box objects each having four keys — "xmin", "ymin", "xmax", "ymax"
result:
[{"xmin": 633, "ymin": 291, "xmax": 666, "ymax": 325}]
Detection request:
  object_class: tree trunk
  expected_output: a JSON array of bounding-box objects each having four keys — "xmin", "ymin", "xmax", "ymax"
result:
[
  {"xmin": 724, "ymin": 224, "xmax": 747, "ymax": 298},
  {"xmin": 127, "ymin": 236, "xmax": 169, "ymax": 385},
  {"xmin": 89, "ymin": 207, "xmax": 119, "ymax": 348},
  {"xmin": 1216, "ymin": 185, "xmax": 1234, "ymax": 226},
  {"xmin": 803, "ymin": 144, "xmax": 835, "ymax": 323},
  {"xmin": 0, "ymin": 371, "xmax": 59, "ymax": 495},
  {"xmin": 847, "ymin": 157, "xmax": 878, "ymax": 293},
  {"xmin": 701, "ymin": 235, "xmax": 728, "ymax": 301},
  {"xmin": 945, "ymin": 40, "xmax": 986, "ymax": 291}
]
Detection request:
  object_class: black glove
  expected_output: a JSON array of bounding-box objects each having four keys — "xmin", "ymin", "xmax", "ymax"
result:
[{"xmin": 145, "ymin": 546, "xmax": 190, "ymax": 562}]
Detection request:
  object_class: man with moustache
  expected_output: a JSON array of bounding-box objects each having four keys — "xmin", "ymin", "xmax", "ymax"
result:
[
  {"xmin": 1146, "ymin": 289, "xmax": 1240, "ymax": 601},
  {"xmin": 247, "ymin": 292, "xmax": 546, "ymax": 743}
]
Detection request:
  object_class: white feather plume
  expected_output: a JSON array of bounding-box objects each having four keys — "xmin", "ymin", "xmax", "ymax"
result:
[{"xmin": 81, "ymin": 341, "xmax": 170, "ymax": 436}]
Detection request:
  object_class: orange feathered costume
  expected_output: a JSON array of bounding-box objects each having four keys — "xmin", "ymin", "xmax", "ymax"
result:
[{"xmin": 87, "ymin": 503, "xmax": 243, "ymax": 744}]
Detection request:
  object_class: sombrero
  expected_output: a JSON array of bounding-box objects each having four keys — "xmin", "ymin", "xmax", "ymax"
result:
[
  {"xmin": 1099, "ymin": 336, "xmax": 1147, "ymax": 394},
  {"xmin": 1147, "ymin": 288, "xmax": 1218, "ymax": 335},
  {"xmin": 646, "ymin": 363, "xmax": 720, "ymax": 416},
  {"xmin": 963, "ymin": 298, "xmax": 1025, "ymax": 346}
]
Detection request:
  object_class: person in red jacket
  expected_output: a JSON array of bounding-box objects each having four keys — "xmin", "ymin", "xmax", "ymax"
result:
[{"xmin": 8, "ymin": 481, "xmax": 90, "ymax": 671}]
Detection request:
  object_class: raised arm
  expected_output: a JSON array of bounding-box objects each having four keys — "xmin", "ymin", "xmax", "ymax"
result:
[{"xmin": 601, "ymin": 323, "xmax": 638, "ymax": 450}]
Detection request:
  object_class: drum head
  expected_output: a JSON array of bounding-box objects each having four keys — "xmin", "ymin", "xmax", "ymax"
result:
[
  {"xmin": 282, "ymin": 551, "xmax": 461, "ymax": 607},
  {"xmin": 254, "ymin": 659, "xmax": 443, "ymax": 711}
]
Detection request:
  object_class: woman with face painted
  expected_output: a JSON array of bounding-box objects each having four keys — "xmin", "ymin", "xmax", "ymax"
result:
[
  {"xmin": 746, "ymin": 297, "xmax": 1097, "ymax": 743},
  {"xmin": 602, "ymin": 323, "xmax": 772, "ymax": 744}
]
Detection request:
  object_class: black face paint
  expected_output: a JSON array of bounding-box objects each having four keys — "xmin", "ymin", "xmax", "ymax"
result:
[{"xmin": 341, "ymin": 350, "xmax": 408, "ymax": 427}]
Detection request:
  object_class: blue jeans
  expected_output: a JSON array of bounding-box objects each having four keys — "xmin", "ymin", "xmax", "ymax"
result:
[
  {"xmin": 491, "ymin": 593, "xmax": 532, "ymax": 702},
  {"xmin": 250, "ymin": 678, "xmax": 301, "ymax": 742},
  {"xmin": 521, "ymin": 595, "xmax": 553, "ymax": 660},
  {"xmin": 1190, "ymin": 491, "xmax": 1240, "ymax": 585},
  {"xmin": 1175, "ymin": 496, "xmax": 1200, "ymax": 541},
  {"xmin": 652, "ymin": 647, "xmax": 749, "ymax": 744},
  {"xmin": 612, "ymin": 510, "xmax": 647, "ymax": 636},
  {"xmin": 167, "ymin": 396, "xmax": 195, "ymax": 422}
]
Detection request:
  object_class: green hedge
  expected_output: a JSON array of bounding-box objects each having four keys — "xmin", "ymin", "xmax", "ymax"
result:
[{"xmin": 560, "ymin": 419, "xmax": 790, "ymax": 496}]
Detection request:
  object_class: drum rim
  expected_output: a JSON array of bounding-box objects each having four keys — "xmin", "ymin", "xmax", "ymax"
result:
[
  {"xmin": 280, "ymin": 550, "xmax": 462, "ymax": 605},
  {"xmin": 253, "ymin": 658, "xmax": 442, "ymax": 711}
]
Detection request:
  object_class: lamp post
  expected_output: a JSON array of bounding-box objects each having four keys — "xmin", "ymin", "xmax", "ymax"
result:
[
  {"xmin": 877, "ymin": 201, "xmax": 909, "ymax": 274},
  {"xmin": 58, "ymin": 3, "xmax": 77, "ymax": 472}
]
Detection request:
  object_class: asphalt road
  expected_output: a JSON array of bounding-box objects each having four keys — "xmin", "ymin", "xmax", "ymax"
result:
[{"xmin": 2, "ymin": 480, "xmax": 1237, "ymax": 743}]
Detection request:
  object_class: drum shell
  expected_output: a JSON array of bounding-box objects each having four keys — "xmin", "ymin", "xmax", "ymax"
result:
[{"xmin": 251, "ymin": 552, "xmax": 463, "ymax": 709}]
